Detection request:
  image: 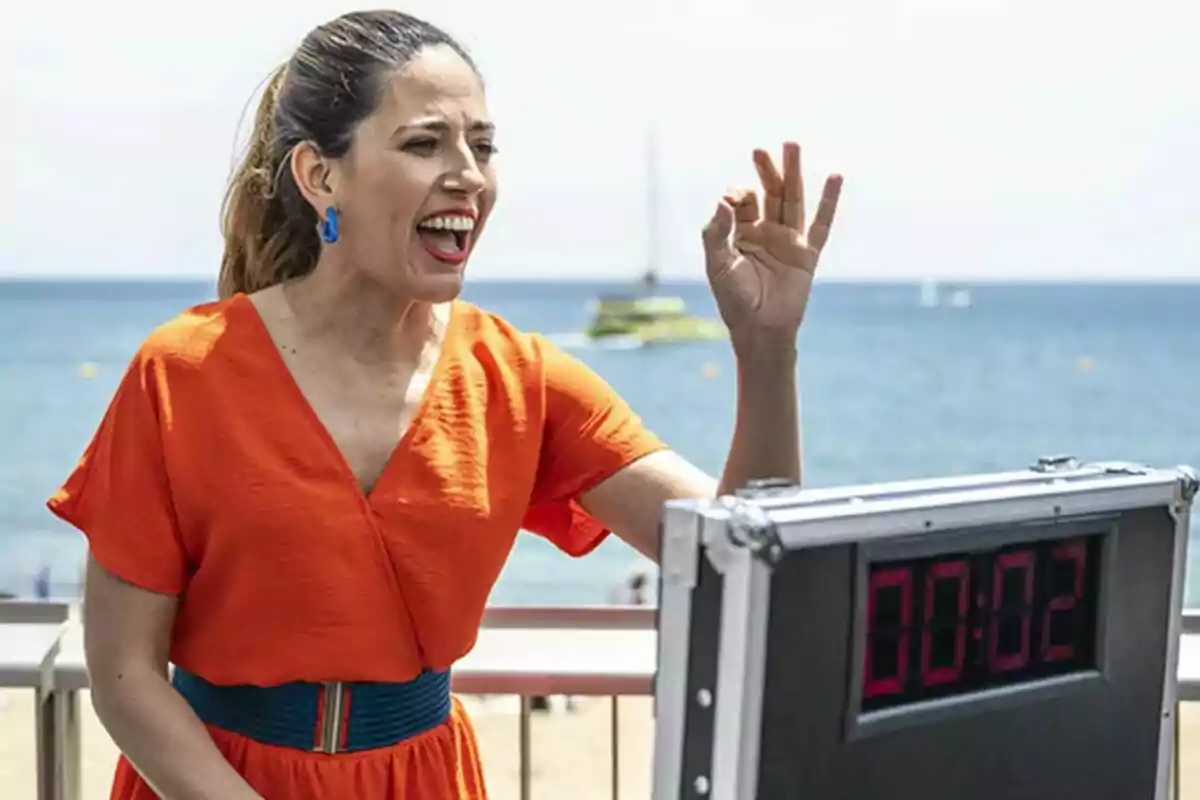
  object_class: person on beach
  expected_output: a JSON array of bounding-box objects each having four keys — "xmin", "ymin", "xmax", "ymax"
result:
[
  {"xmin": 625, "ymin": 569, "xmax": 650, "ymax": 606},
  {"xmin": 46, "ymin": 9, "xmax": 842, "ymax": 800}
]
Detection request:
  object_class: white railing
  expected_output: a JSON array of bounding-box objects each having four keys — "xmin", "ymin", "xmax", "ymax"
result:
[
  {"xmin": 9, "ymin": 602, "xmax": 1200, "ymax": 800},
  {"xmin": 474, "ymin": 605, "xmax": 656, "ymax": 800},
  {"xmin": 0, "ymin": 602, "xmax": 657, "ymax": 800}
]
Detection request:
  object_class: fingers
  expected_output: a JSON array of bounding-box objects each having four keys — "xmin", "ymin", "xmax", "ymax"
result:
[
  {"xmin": 713, "ymin": 147, "xmax": 843, "ymax": 261},
  {"xmin": 806, "ymin": 174, "xmax": 844, "ymax": 252},
  {"xmin": 752, "ymin": 150, "xmax": 783, "ymax": 225},
  {"xmin": 780, "ymin": 142, "xmax": 804, "ymax": 231},
  {"xmin": 702, "ymin": 198, "xmax": 737, "ymax": 281},
  {"xmin": 724, "ymin": 188, "xmax": 763, "ymax": 270},
  {"xmin": 755, "ymin": 142, "xmax": 805, "ymax": 231},
  {"xmin": 701, "ymin": 197, "xmax": 735, "ymax": 252},
  {"xmin": 726, "ymin": 187, "xmax": 760, "ymax": 227},
  {"xmin": 704, "ymin": 188, "xmax": 761, "ymax": 256}
]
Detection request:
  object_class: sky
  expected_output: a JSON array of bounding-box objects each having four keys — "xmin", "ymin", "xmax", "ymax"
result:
[{"xmin": 1, "ymin": 0, "xmax": 1197, "ymax": 282}]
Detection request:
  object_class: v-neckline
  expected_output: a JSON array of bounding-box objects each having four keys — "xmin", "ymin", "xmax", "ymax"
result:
[{"xmin": 233, "ymin": 292, "xmax": 457, "ymax": 505}]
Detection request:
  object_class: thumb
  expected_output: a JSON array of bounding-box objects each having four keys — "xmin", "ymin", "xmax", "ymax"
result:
[{"xmin": 701, "ymin": 198, "xmax": 735, "ymax": 255}]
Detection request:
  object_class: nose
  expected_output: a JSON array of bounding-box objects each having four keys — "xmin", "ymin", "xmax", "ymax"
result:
[{"xmin": 442, "ymin": 144, "xmax": 487, "ymax": 196}]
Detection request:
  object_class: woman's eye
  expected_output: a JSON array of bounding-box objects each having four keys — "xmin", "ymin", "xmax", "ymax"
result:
[
  {"xmin": 402, "ymin": 137, "xmax": 497, "ymax": 161},
  {"xmin": 402, "ymin": 139, "xmax": 438, "ymax": 154}
]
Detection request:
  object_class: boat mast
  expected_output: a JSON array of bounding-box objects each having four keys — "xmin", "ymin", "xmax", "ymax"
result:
[{"xmin": 643, "ymin": 123, "xmax": 662, "ymax": 290}]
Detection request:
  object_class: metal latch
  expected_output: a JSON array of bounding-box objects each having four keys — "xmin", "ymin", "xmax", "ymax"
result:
[
  {"xmin": 719, "ymin": 495, "xmax": 785, "ymax": 567},
  {"xmin": 1030, "ymin": 454, "xmax": 1081, "ymax": 473}
]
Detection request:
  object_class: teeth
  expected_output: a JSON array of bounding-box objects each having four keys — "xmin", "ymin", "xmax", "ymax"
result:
[{"xmin": 417, "ymin": 215, "xmax": 475, "ymax": 232}]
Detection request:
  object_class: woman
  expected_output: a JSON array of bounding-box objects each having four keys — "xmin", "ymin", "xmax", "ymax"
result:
[{"xmin": 47, "ymin": 9, "xmax": 842, "ymax": 800}]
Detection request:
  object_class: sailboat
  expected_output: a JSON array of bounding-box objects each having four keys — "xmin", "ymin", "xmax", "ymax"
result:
[
  {"xmin": 918, "ymin": 278, "xmax": 972, "ymax": 309},
  {"xmin": 583, "ymin": 127, "xmax": 726, "ymax": 344}
]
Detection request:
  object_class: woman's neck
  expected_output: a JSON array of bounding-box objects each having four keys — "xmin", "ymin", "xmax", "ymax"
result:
[{"xmin": 278, "ymin": 268, "xmax": 442, "ymax": 367}]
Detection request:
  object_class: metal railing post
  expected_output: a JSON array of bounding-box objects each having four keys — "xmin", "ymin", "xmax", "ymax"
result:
[
  {"xmin": 61, "ymin": 689, "xmax": 81, "ymax": 800},
  {"xmin": 34, "ymin": 686, "xmax": 57, "ymax": 800},
  {"xmin": 519, "ymin": 695, "xmax": 532, "ymax": 800},
  {"xmin": 610, "ymin": 695, "xmax": 620, "ymax": 800}
]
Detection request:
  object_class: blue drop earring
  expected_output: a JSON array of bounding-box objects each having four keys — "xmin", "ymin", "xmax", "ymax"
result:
[{"xmin": 320, "ymin": 206, "xmax": 340, "ymax": 244}]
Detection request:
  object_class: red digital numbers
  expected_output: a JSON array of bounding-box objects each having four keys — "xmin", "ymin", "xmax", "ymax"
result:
[
  {"xmin": 988, "ymin": 549, "xmax": 1035, "ymax": 673},
  {"xmin": 863, "ymin": 567, "xmax": 912, "ymax": 700},
  {"xmin": 1042, "ymin": 540, "xmax": 1087, "ymax": 663},
  {"xmin": 862, "ymin": 535, "xmax": 1097, "ymax": 709},
  {"xmin": 921, "ymin": 559, "xmax": 969, "ymax": 687}
]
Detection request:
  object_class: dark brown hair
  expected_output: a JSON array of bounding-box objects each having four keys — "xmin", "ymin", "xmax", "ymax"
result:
[{"xmin": 217, "ymin": 11, "xmax": 477, "ymax": 299}]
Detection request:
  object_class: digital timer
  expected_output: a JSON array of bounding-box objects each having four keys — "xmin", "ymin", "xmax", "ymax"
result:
[
  {"xmin": 858, "ymin": 527, "xmax": 1107, "ymax": 715},
  {"xmin": 653, "ymin": 461, "xmax": 1194, "ymax": 800}
]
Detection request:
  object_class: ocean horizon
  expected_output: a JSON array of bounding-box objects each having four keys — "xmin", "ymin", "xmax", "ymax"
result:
[{"xmin": 2, "ymin": 278, "xmax": 1197, "ymax": 605}]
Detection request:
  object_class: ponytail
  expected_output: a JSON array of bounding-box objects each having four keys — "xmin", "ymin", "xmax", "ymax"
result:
[{"xmin": 217, "ymin": 64, "xmax": 321, "ymax": 300}]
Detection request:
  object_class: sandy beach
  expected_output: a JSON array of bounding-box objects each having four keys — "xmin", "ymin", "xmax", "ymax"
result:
[{"xmin": 3, "ymin": 688, "xmax": 1200, "ymax": 798}]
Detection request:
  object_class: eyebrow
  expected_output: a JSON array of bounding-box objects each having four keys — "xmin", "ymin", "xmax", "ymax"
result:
[{"xmin": 393, "ymin": 120, "xmax": 495, "ymax": 136}]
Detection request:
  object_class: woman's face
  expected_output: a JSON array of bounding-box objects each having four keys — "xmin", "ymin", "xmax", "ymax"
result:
[{"xmin": 324, "ymin": 45, "xmax": 498, "ymax": 302}]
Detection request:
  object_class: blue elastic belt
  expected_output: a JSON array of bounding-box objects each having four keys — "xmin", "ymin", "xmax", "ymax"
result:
[{"xmin": 172, "ymin": 666, "xmax": 452, "ymax": 754}]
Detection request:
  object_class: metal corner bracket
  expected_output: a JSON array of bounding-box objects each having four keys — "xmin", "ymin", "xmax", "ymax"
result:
[
  {"xmin": 716, "ymin": 477, "xmax": 797, "ymax": 567},
  {"xmin": 1176, "ymin": 465, "xmax": 1199, "ymax": 503}
]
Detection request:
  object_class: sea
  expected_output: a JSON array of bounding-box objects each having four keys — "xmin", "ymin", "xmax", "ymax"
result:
[{"xmin": 1, "ymin": 278, "xmax": 1198, "ymax": 606}]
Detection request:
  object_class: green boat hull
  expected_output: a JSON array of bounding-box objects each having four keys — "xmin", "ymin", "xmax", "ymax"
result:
[{"xmin": 584, "ymin": 295, "xmax": 727, "ymax": 344}]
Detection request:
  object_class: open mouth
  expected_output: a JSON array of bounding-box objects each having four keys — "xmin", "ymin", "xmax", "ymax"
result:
[{"xmin": 416, "ymin": 213, "xmax": 475, "ymax": 264}]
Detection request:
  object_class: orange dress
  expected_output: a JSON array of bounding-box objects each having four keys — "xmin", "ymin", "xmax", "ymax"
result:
[{"xmin": 46, "ymin": 294, "xmax": 667, "ymax": 799}]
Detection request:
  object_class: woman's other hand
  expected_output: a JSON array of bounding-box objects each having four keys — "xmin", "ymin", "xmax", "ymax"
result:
[{"xmin": 702, "ymin": 142, "xmax": 843, "ymax": 354}]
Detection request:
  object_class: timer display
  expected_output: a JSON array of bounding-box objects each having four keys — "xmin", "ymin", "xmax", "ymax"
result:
[{"xmin": 860, "ymin": 533, "xmax": 1104, "ymax": 713}]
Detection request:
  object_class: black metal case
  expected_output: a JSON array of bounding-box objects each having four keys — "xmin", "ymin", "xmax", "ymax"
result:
[{"xmin": 652, "ymin": 457, "xmax": 1198, "ymax": 800}]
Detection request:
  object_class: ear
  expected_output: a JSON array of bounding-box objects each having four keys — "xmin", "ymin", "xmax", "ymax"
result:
[{"xmin": 290, "ymin": 141, "xmax": 341, "ymax": 215}]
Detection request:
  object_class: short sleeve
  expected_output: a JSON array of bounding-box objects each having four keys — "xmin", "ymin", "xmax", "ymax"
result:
[
  {"xmin": 46, "ymin": 350, "xmax": 189, "ymax": 595},
  {"xmin": 521, "ymin": 338, "xmax": 669, "ymax": 557}
]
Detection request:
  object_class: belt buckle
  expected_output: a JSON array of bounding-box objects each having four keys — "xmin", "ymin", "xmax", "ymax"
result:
[{"xmin": 315, "ymin": 682, "xmax": 347, "ymax": 754}]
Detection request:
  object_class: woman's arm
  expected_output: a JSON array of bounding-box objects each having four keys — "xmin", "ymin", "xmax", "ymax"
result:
[
  {"xmin": 580, "ymin": 343, "xmax": 799, "ymax": 561},
  {"xmin": 583, "ymin": 140, "xmax": 838, "ymax": 562},
  {"xmin": 84, "ymin": 557, "xmax": 263, "ymax": 800}
]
